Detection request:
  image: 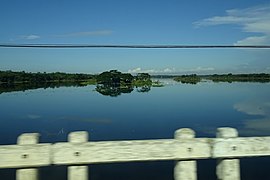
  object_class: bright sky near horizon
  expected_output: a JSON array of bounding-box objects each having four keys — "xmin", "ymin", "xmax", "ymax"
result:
[{"xmin": 0, "ymin": 0, "xmax": 270, "ymax": 74}]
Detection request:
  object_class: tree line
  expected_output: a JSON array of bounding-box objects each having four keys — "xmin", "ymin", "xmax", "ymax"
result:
[
  {"xmin": 96, "ymin": 70, "xmax": 151, "ymax": 85},
  {"xmin": 173, "ymin": 74, "xmax": 201, "ymax": 84},
  {"xmin": 3, "ymin": 69, "xmax": 269, "ymax": 95},
  {"xmin": 0, "ymin": 70, "xmax": 157, "ymax": 96},
  {"xmin": 173, "ymin": 73, "xmax": 270, "ymax": 84},
  {"xmin": 0, "ymin": 70, "xmax": 95, "ymax": 84},
  {"xmin": 206, "ymin": 73, "xmax": 270, "ymax": 83}
]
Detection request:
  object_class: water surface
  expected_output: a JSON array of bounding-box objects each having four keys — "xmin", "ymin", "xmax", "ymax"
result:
[{"xmin": 0, "ymin": 80, "xmax": 270, "ymax": 179}]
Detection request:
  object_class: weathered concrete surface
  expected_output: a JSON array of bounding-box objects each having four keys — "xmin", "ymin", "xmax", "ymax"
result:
[
  {"xmin": 68, "ymin": 131, "xmax": 88, "ymax": 180},
  {"xmin": 174, "ymin": 128, "xmax": 197, "ymax": 180},
  {"xmin": 216, "ymin": 128, "xmax": 240, "ymax": 180},
  {"xmin": 16, "ymin": 133, "xmax": 40, "ymax": 180},
  {"xmin": 0, "ymin": 128, "xmax": 269, "ymax": 180}
]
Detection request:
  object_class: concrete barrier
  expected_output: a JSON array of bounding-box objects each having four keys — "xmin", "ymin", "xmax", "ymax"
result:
[{"xmin": 0, "ymin": 127, "xmax": 270, "ymax": 180}]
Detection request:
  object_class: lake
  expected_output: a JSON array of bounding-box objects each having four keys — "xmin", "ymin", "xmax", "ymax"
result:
[{"xmin": 0, "ymin": 80, "xmax": 270, "ymax": 179}]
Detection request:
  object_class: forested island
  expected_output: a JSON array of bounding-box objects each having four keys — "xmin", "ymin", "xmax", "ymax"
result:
[
  {"xmin": 173, "ymin": 73, "xmax": 270, "ymax": 84},
  {"xmin": 0, "ymin": 70, "xmax": 96, "ymax": 94},
  {"xmin": 173, "ymin": 74, "xmax": 201, "ymax": 84},
  {"xmin": 0, "ymin": 70, "xmax": 96, "ymax": 84},
  {"xmin": 95, "ymin": 70, "xmax": 160, "ymax": 96},
  {"xmin": 205, "ymin": 73, "xmax": 270, "ymax": 83},
  {"xmin": 1, "ymin": 70, "xmax": 270, "ymax": 95},
  {"xmin": 0, "ymin": 70, "xmax": 161, "ymax": 95},
  {"xmin": 0, "ymin": 70, "xmax": 157, "ymax": 85}
]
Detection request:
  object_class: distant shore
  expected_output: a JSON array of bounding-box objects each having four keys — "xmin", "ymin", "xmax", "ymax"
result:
[{"xmin": 1, "ymin": 70, "xmax": 270, "ymax": 85}]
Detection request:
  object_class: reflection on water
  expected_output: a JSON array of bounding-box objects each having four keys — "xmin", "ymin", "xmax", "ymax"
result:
[
  {"xmin": 26, "ymin": 114, "xmax": 42, "ymax": 119},
  {"xmin": 234, "ymin": 100, "xmax": 267, "ymax": 116},
  {"xmin": 96, "ymin": 84, "xmax": 154, "ymax": 96},
  {"xmin": 0, "ymin": 82, "xmax": 86, "ymax": 94},
  {"xmin": 96, "ymin": 83, "xmax": 152, "ymax": 96},
  {"xmin": 136, "ymin": 85, "xmax": 151, "ymax": 93},
  {"xmin": 0, "ymin": 81, "xmax": 270, "ymax": 179},
  {"xmin": 1, "ymin": 81, "xmax": 154, "ymax": 97},
  {"xmin": 234, "ymin": 100, "xmax": 270, "ymax": 135},
  {"xmin": 42, "ymin": 128, "xmax": 65, "ymax": 137},
  {"xmin": 96, "ymin": 84, "xmax": 134, "ymax": 97}
]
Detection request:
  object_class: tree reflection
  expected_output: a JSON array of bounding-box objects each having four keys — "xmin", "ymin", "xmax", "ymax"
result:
[
  {"xmin": 95, "ymin": 84, "xmax": 153, "ymax": 97},
  {"xmin": 136, "ymin": 85, "xmax": 151, "ymax": 93},
  {"xmin": 0, "ymin": 82, "xmax": 85, "ymax": 94},
  {"xmin": 96, "ymin": 84, "xmax": 134, "ymax": 97}
]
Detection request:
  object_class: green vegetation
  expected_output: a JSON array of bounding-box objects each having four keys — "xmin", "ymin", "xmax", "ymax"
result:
[
  {"xmin": 0, "ymin": 70, "xmax": 96, "ymax": 94},
  {"xmin": 0, "ymin": 70, "xmax": 95, "ymax": 84},
  {"xmin": 173, "ymin": 74, "xmax": 201, "ymax": 84},
  {"xmin": 207, "ymin": 73, "xmax": 270, "ymax": 83},
  {"xmin": 96, "ymin": 70, "xmax": 155, "ymax": 86},
  {"xmin": 79, "ymin": 79, "xmax": 97, "ymax": 85},
  {"xmin": 96, "ymin": 84, "xmax": 134, "ymax": 97},
  {"xmin": 1, "ymin": 70, "xmax": 269, "ymax": 95},
  {"xmin": 132, "ymin": 73, "xmax": 152, "ymax": 86},
  {"xmin": 0, "ymin": 82, "xmax": 86, "ymax": 94},
  {"xmin": 0, "ymin": 70, "xmax": 165, "ymax": 95},
  {"xmin": 95, "ymin": 70, "xmax": 156, "ymax": 97},
  {"xmin": 152, "ymin": 80, "xmax": 164, "ymax": 87},
  {"xmin": 96, "ymin": 70, "xmax": 133, "ymax": 85},
  {"xmin": 173, "ymin": 73, "xmax": 270, "ymax": 84}
]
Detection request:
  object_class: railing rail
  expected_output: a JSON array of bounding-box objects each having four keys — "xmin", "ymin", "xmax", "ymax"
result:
[{"xmin": 0, "ymin": 127, "xmax": 270, "ymax": 180}]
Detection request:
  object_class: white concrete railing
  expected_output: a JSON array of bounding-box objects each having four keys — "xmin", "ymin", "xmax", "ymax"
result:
[{"xmin": 1, "ymin": 127, "xmax": 270, "ymax": 180}]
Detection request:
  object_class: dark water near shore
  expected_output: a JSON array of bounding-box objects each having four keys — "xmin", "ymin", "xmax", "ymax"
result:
[{"xmin": 0, "ymin": 80, "xmax": 270, "ymax": 179}]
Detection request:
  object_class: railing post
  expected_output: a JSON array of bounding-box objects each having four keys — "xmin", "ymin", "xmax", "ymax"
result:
[
  {"xmin": 68, "ymin": 131, "xmax": 88, "ymax": 180},
  {"xmin": 174, "ymin": 128, "xmax": 197, "ymax": 180},
  {"xmin": 216, "ymin": 127, "xmax": 240, "ymax": 180},
  {"xmin": 16, "ymin": 133, "xmax": 39, "ymax": 180}
]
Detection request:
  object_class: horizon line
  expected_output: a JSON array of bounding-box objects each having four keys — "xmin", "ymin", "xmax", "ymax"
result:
[
  {"xmin": 1, "ymin": 44, "xmax": 270, "ymax": 49},
  {"xmin": 1, "ymin": 70, "xmax": 269, "ymax": 75}
]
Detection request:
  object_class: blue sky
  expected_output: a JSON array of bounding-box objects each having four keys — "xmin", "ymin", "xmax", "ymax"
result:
[{"xmin": 0, "ymin": 0, "xmax": 270, "ymax": 74}]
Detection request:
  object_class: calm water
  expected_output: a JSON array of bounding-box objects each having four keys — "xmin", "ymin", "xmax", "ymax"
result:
[{"xmin": 1, "ymin": 80, "xmax": 270, "ymax": 179}]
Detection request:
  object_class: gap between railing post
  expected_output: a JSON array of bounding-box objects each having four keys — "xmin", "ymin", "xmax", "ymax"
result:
[
  {"xmin": 68, "ymin": 131, "xmax": 89, "ymax": 180},
  {"xmin": 216, "ymin": 127, "xmax": 240, "ymax": 180},
  {"xmin": 16, "ymin": 133, "xmax": 39, "ymax": 180},
  {"xmin": 174, "ymin": 128, "xmax": 197, "ymax": 180}
]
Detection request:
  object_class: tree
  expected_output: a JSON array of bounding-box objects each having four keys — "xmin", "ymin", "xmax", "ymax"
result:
[
  {"xmin": 120, "ymin": 73, "xmax": 133, "ymax": 84},
  {"xmin": 136, "ymin": 73, "xmax": 151, "ymax": 81},
  {"xmin": 96, "ymin": 70, "xmax": 134, "ymax": 85}
]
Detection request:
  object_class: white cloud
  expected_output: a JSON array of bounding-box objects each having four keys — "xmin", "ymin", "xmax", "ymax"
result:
[
  {"xmin": 127, "ymin": 67, "xmax": 214, "ymax": 74},
  {"xmin": 128, "ymin": 67, "xmax": 176, "ymax": 74},
  {"xmin": 20, "ymin": 34, "xmax": 40, "ymax": 40},
  {"xmin": 128, "ymin": 68, "xmax": 157, "ymax": 74},
  {"xmin": 234, "ymin": 35, "xmax": 270, "ymax": 45},
  {"xmin": 128, "ymin": 67, "xmax": 142, "ymax": 73},
  {"xmin": 54, "ymin": 30, "xmax": 112, "ymax": 38},
  {"xmin": 163, "ymin": 68, "xmax": 174, "ymax": 73},
  {"xmin": 194, "ymin": 4, "xmax": 270, "ymax": 45},
  {"xmin": 185, "ymin": 67, "xmax": 215, "ymax": 72},
  {"xmin": 14, "ymin": 30, "xmax": 111, "ymax": 41}
]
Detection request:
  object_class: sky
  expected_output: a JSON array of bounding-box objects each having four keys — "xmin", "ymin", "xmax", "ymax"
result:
[{"xmin": 0, "ymin": 0, "xmax": 270, "ymax": 75}]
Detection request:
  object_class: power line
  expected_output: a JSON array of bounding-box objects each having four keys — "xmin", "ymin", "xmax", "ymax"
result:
[{"xmin": 0, "ymin": 44, "xmax": 270, "ymax": 49}]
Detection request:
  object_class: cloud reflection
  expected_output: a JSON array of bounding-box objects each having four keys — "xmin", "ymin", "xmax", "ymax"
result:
[
  {"xmin": 234, "ymin": 101, "xmax": 267, "ymax": 116},
  {"xmin": 234, "ymin": 100, "xmax": 270, "ymax": 135}
]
